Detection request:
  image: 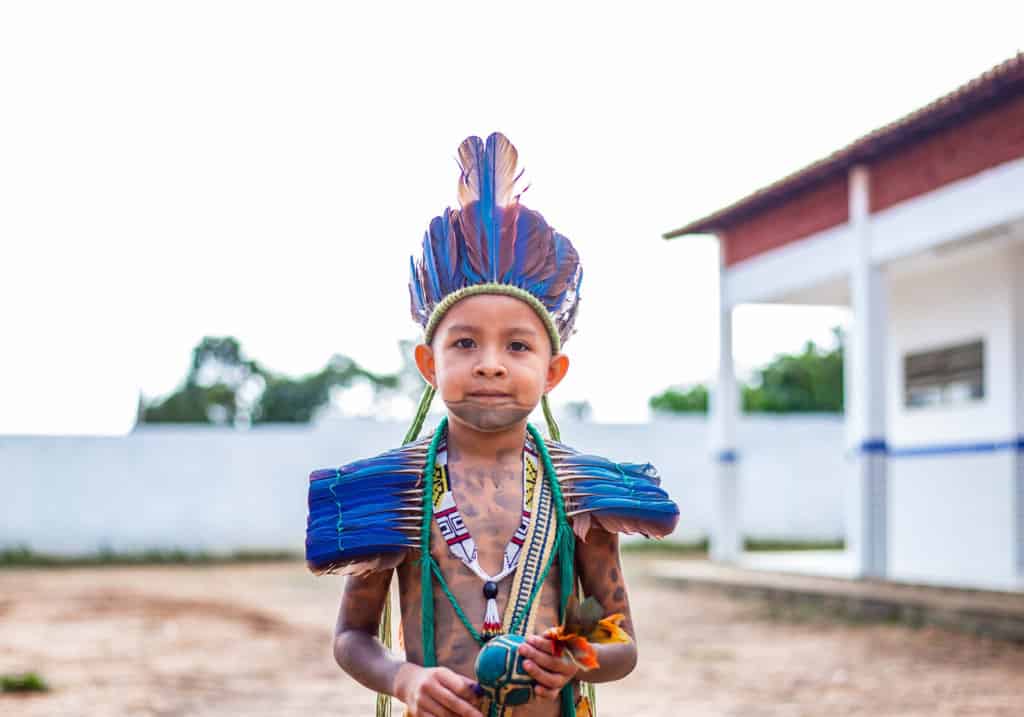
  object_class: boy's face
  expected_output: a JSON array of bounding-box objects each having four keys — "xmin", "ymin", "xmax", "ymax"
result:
[{"xmin": 415, "ymin": 294, "xmax": 569, "ymax": 433}]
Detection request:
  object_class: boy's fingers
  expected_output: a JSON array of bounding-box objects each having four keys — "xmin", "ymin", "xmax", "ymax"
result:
[
  {"xmin": 426, "ymin": 681, "xmax": 483, "ymax": 717},
  {"xmin": 526, "ymin": 635, "xmax": 555, "ymax": 654},
  {"xmin": 436, "ymin": 669, "xmax": 482, "ymax": 704},
  {"xmin": 534, "ymin": 684, "xmax": 561, "ymax": 701},
  {"xmin": 417, "ymin": 694, "xmax": 451, "ymax": 717},
  {"xmin": 522, "ymin": 659, "xmax": 565, "ymax": 689},
  {"xmin": 519, "ymin": 643, "xmax": 573, "ymax": 674}
]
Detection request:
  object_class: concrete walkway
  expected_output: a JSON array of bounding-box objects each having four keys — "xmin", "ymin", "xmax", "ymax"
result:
[{"xmin": 652, "ymin": 555, "xmax": 1024, "ymax": 643}]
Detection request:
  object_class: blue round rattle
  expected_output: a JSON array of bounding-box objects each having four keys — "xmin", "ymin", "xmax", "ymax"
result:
[{"xmin": 474, "ymin": 634, "xmax": 536, "ymax": 708}]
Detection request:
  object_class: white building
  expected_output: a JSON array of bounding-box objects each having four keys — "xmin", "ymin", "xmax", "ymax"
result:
[{"xmin": 663, "ymin": 54, "xmax": 1024, "ymax": 592}]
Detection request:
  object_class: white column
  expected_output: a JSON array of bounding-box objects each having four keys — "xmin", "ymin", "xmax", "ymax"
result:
[
  {"xmin": 845, "ymin": 165, "xmax": 889, "ymax": 578},
  {"xmin": 1011, "ymin": 246, "xmax": 1024, "ymax": 580},
  {"xmin": 709, "ymin": 233, "xmax": 742, "ymax": 563}
]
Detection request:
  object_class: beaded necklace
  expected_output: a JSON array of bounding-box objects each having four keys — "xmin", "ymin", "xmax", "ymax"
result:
[{"xmin": 430, "ymin": 437, "xmax": 540, "ymax": 639}]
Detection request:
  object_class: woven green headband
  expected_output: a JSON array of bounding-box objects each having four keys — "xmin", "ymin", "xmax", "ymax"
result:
[{"xmin": 422, "ymin": 283, "xmax": 562, "ymax": 353}]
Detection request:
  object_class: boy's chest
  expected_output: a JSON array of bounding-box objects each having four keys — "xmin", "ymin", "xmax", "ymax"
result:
[
  {"xmin": 444, "ymin": 459, "xmax": 525, "ymax": 576},
  {"xmin": 398, "ymin": 456, "xmax": 563, "ymax": 689}
]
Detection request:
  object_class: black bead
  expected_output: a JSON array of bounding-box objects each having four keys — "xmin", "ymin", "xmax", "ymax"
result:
[{"xmin": 482, "ymin": 580, "xmax": 498, "ymax": 599}]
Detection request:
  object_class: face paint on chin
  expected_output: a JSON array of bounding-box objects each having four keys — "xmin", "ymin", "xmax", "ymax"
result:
[{"xmin": 446, "ymin": 401, "xmax": 534, "ymax": 432}]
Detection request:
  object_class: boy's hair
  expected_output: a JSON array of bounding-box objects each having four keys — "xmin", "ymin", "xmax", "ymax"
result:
[{"xmin": 408, "ymin": 133, "xmax": 583, "ymax": 353}]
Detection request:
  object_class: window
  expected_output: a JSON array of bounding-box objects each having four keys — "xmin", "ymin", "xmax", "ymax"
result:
[{"xmin": 904, "ymin": 339, "xmax": 984, "ymax": 409}]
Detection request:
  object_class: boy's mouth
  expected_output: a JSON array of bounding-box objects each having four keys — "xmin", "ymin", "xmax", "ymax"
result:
[{"xmin": 465, "ymin": 391, "xmax": 514, "ymax": 402}]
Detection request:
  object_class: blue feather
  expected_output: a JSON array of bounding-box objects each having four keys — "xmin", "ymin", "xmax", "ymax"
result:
[
  {"xmin": 305, "ymin": 444, "xmax": 427, "ymax": 573},
  {"xmin": 482, "ymin": 134, "xmax": 500, "ymax": 280},
  {"xmin": 409, "ymin": 256, "xmax": 425, "ymax": 316},
  {"xmin": 421, "ymin": 230, "xmax": 442, "ymax": 304},
  {"xmin": 553, "ymin": 451, "xmax": 679, "ymax": 538},
  {"xmin": 429, "ymin": 213, "xmax": 457, "ymax": 295},
  {"xmin": 533, "ymin": 232, "xmax": 569, "ymax": 309},
  {"xmin": 508, "ymin": 207, "xmax": 540, "ymax": 285}
]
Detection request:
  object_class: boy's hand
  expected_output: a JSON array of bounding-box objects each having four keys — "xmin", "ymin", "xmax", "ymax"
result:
[
  {"xmin": 518, "ymin": 634, "xmax": 579, "ymax": 700},
  {"xmin": 394, "ymin": 664, "xmax": 484, "ymax": 717}
]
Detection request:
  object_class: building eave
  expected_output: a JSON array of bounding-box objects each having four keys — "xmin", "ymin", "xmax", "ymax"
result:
[{"xmin": 662, "ymin": 52, "xmax": 1024, "ymax": 241}]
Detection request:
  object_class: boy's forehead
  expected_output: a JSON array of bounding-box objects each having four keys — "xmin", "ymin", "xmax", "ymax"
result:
[{"xmin": 436, "ymin": 294, "xmax": 549, "ymax": 337}]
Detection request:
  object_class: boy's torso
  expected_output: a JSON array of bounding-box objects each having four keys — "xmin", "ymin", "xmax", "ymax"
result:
[{"xmin": 396, "ymin": 454, "xmax": 570, "ymax": 717}]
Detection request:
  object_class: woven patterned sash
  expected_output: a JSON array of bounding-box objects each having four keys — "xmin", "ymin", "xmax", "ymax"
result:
[
  {"xmin": 431, "ymin": 438, "xmax": 541, "ymax": 637},
  {"xmin": 501, "ymin": 452, "xmax": 557, "ymax": 637}
]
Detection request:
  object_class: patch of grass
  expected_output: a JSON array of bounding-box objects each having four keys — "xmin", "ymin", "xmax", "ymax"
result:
[
  {"xmin": 621, "ymin": 537, "xmax": 845, "ymax": 556},
  {"xmin": 745, "ymin": 538, "xmax": 845, "ymax": 552},
  {"xmin": 621, "ymin": 538, "xmax": 709, "ymax": 554},
  {"xmin": 1, "ymin": 672, "xmax": 49, "ymax": 693},
  {"xmin": 0, "ymin": 545, "xmax": 300, "ymax": 569}
]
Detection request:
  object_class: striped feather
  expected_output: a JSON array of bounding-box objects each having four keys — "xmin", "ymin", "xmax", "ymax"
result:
[
  {"xmin": 551, "ymin": 451, "xmax": 680, "ymax": 539},
  {"xmin": 305, "ymin": 440, "xmax": 429, "ymax": 576}
]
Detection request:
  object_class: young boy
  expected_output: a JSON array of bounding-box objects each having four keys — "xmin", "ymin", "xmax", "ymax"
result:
[{"xmin": 306, "ymin": 133, "xmax": 679, "ymax": 717}]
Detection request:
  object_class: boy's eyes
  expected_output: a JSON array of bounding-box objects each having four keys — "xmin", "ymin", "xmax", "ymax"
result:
[{"xmin": 450, "ymin": 338, "xmax": 531, "ymax": 352}]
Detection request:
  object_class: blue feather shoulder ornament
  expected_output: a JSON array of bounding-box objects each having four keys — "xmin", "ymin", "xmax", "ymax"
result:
[
  {"xmin": 305, "ymin": 132, "xmax": 679, "ymax": 578},
  {"xmin": 306, "ymin": 434, "xmax": 678, "ymax": 576}
]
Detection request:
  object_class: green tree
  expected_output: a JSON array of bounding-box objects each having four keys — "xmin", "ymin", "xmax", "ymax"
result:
[
  {"xmin": 563, "ymin": 400, "xmax": 593, "ymax": 421},
  {"xmin": 649, "ymin": 326, "xmax": 844, "ymax": 415},
  {"xmin": 649, "ymin": 384, "xmax": 709, "ymax": 413},
  {"xmin": 140, "ymin": 336, "xmax": 398, "ymax": 426},
  {"xmin": 256, "ymin": 355, "xmax": 398, "ymax": 423},
  {"xmin": 743, "ymin": 327, "xmax": 844, "ymax": 413},
  {"xmin": 141, "ymin": 337, "xmax": 262, "ymax": 425}
]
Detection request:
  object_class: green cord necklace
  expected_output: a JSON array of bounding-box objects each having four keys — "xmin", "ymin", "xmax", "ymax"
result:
[{"xmin": 419, "ymin": 417, "xmax": 577, "ymax": 717}]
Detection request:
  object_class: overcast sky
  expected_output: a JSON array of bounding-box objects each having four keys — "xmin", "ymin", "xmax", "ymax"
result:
[{"xmin": 2, "ymin": 2, "xmax": 1021, "ymax": 434}]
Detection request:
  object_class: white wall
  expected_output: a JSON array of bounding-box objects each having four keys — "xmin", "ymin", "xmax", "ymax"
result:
[
  {"xmin": 0, "ymin": 415, "xmax": 846, "ymax": 555},
  {"xmin": 888, "ymin": 451, "xmax": 1017, "ymax": 589},
  {"xmin": 887, "ymin": 242, "xmax": 1019, "ymax": 446},
  {"xmin": 884, "ymin": 241, "xmax": 1022, "ymax": 590}
]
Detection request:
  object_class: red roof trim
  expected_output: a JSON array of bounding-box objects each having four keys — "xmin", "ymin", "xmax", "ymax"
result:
[{"xmin": 663, "ymin": 52, "xmax": 1024, "ymax": 239}]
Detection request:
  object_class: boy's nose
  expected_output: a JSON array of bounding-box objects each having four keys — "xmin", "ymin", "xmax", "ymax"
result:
[{"xmin": 473, "ymin": 355, "xmax": 508, "ymax": 378}]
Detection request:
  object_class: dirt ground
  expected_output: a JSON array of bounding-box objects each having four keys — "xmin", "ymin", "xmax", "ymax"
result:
[{"xmin": 1, "ymin": 557, "xmax": 1022, "ymax": 716}]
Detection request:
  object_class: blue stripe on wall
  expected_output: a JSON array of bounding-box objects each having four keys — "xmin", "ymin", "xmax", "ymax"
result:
[
  {"xmin": 859, "ymin": 436, "xmax": 1024, "ymax": 457},
  {"xmin": 860, "ymin": 439, "xmax": 888, "ymax": 454},
  {"xmin": 715, "ymin": 450, "xmax": 739, "ymax": 463},
  {"xmin": 726, "ymin": 438, "xmax": 1023, "ymax": 461}
]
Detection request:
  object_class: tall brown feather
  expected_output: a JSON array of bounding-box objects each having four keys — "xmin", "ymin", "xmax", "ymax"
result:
[
  {"xmin": 456, "ymin": 136, "xmax": 483, "ymax": 208},
  {"xmin": 489, "ymin": 133, "xmax": 520, "ymax": 208}
]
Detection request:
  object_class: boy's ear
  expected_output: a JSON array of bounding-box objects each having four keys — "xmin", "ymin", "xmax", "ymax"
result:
[
  {"xmin": 545, "ymin": 353, "xmax": 570, "ymax": 394},
  {"xmin": 413, "ymin": 343, "xmax": 437, "ymax": 388}
]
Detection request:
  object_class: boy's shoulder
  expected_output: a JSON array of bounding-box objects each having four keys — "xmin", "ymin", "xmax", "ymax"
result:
[
  {"xmin": 306, "ymin": 437, "xmax": 431, "ymax": 577},
  {"xmin": 305, "ymin": 433, "xmax": 679, "ymax": 576},
  {"xmin": 544, "ymin": 439, "xmax": 679, "ymax": 540}
]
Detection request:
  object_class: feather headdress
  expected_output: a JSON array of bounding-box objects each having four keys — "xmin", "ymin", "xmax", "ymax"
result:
[{"xmin": 409, "ymin": 133, "xmax": 583, "ymax": 351}]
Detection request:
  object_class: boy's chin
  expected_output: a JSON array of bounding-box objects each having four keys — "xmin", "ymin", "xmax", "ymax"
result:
[{"xmin": 446, "ymin": 402, "xmax": 534, "ymax": 433}]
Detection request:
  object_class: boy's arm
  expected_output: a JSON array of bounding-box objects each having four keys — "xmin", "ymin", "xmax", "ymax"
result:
[
  {"xmin": 568, "ymin": 526, "xmax": 639, "ymax": 682},
  {"xmin": 517, "ymin": 526, "xmax": 638, "ymax": 698},
  {"xmin": 334, "ymin": 569, "xmax": 483, "ymax": 717},
  {"xmin": 333, "ymin": 569, "xmax": 404, "ymax": 694}
]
